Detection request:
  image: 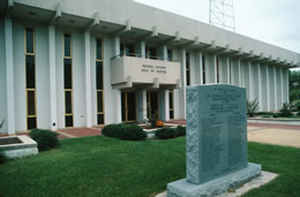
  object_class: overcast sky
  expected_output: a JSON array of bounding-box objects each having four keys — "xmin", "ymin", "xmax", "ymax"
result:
[{"xmin": 135, "ymin": 0, "xmax": 300, "ymax": 54}]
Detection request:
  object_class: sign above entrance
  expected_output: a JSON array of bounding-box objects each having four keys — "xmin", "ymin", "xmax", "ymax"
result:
[{"xmin": 111, "ymin": 56, "xmax": 181, "ymax": 89}]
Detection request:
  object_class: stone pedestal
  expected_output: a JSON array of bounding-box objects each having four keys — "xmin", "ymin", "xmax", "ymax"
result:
[{"xmin": 167, "ymin": 163, "xmax": 261, "ymax": 197}]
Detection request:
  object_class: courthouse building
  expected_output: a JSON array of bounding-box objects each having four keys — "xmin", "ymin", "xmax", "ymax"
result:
[{"xmin": 0, "ymin": 0, "xmax": 299, "ymax": 134}]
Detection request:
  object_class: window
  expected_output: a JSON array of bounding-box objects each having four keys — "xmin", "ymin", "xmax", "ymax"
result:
[
  {"xmin": 25, "ymin": 28, "xmax": 37, "ymax": 130},
  {"xmin": 146, "ymin": 46, "xmax": 157, "ymax": 59},
  {"xmin": 186, "ymin": 52, "xmax": 191, "ymax": 86},
  {"xmin": 120, "ymin": 43, "xmax": 136, "ymax": 57},
  {"xmin": 167, "ymin": 49, "xmax": 173, "ymax": 61},
  {"xmin": 64, "ymin": 34, "xmax": 73, "ymax": 127},
  {"xmin": 169, "ymin": 90, "xmax": 174, "ymax": 119},
  {"xmin": 202, "ymin": 54, "xmax": 206, "ymax": 84},
  {"xmin": 96, "ymin": 39, "xmax": 105, "ymax": 125}
]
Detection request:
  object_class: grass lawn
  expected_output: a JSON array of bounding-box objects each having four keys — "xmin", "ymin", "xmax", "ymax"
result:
[{"xmin": 0, "ymin": 136, "xmax": 300, "ymax": 197}]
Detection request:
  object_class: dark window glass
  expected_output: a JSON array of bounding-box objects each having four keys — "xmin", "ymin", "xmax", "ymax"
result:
[
  {"xmin": 27, "ymin": 90, "xmax": 36, "ymax": 116},
  {"xmin": 187, "ymin": 70, "xmax": 191, "ymax": 86},
  {"xmin": 121, "ymin": 92, "xmax": 126, "ymax": 121},
  {"xmin": 120, "ymin": 43, "xmax": 125, "ymax": 56},
  {"xmin": 96, "ymin": 40, "xmax": 102, "ymax": 60},
  {"xmin": 96, "ymin": 62, "xmax": 103, "ymax": 90},
  {"xmin": 65, "ymin": 116, "xmax": 73, "ymax": 127},
  {"xmin": 167, "ymin": 49, "xmax": 173, "ymax": 61},
  {"xmin": 202, "ymin": 55, "xmax": 206, "ymax": 84},
  {"xmin": 26, "ymin": 55, "xmax": 35, "ymax": 89},
  {"xmin": 216, "ymin": 56, "xmax": 220, "ymax": 83},
  {"xmin": 97, "ymin": 91, "xmax": 103, "ymax": 113},
  {"xmin": 126, "ymin": 44, "xmax": 135, "ymax": 56},
  {"xmin": 169, "ymin": 91, "xmax": 174, "ymax": 108},
  {"xmin": 127, "ymin": 92, "xmax": 136, "ymax": 121},
  {"xmin": 170, "ymin": 111, "xmax": 174, "ymax": 120},
  {"xmin": 186, "ymin": 53, "xmax": 190, "ymax": 67},
  {"xmin": 65, "ymin": 91, "xmax": 72, "ymax": 114},
  {"xmin": 147, "ymin": 47, "xmax": 157, "ymax": 59},
  {"xmin": 64, "ymin": 34, "xmax": 71, "ymax": 57},
  {"xmin": 26, "ymin": 28, "xmax": 34, "ymax": 53},
  {"xmin": 64, "ymin": 59, "xmax": 72, "ymax": 89},
  {"xmin": 27, "ymin": 117, "xmax": 37, "ymax": 130},
  {"xmin": 97, "ymin": 114, "xmax": 104, "ymax": 125}
]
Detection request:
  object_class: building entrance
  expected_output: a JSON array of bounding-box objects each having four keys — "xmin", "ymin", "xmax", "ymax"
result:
[
  {"xmin": 147, "ymin": 91, "xmax": 159, "ymax": 120},
  {"xmin": 121, "ymin": 92, "xmax": 137, "ymax": 122}
]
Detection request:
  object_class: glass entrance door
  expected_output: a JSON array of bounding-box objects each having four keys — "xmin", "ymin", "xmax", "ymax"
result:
[
  {"xmin": 147, "ymin": 91, "xmax": 159, "ymax": 120},
  {"xmin": 121, "ymin": 92, "xmax": 137, "ymax": 122}
]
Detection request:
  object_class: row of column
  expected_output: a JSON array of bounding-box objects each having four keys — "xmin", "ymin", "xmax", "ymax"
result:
[{"xmin": 178, "ymin": 51, "xmax": 290, "ymax": 119}]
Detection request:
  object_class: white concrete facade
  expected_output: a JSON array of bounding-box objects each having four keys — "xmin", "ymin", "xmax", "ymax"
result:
[{"xmin": 0, "ymin": 0, "xmax": 299, "ymax": 134}]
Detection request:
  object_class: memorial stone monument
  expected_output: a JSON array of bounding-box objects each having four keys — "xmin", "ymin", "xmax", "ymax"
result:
[{"xmin": 167, "ymin": 84, "xmax": 261, "ymax": 197}]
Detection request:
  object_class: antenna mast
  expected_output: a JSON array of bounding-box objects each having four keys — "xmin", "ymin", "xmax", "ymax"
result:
[{"xmin": 209, "ymin": 0, "xmax": 236, "ymax": 32}]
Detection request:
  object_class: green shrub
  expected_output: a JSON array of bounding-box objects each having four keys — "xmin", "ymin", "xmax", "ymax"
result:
[
  {"xmin": 102, "ymin": 124, "xmax": 146, "ymax": 141},
  {"xmin": 247, "ymin": 99, "xmax": 259, "ymax": 117},
  {"xmin": 292, "ymin": 100, "xmax": 300, "ymax": 111},
  {"xmin": 273, "ymin": 113, "xmax": 281, "ymax": 118},
  {"xmin": 155, "ymin": 128, "xmax": 177, "ymax": 139},
  {"xmin": 176, "ymin": 126, "xmax": 186, "ymax": 137},
  {"xmin": 102, "ymin": 124, "xmax": 124, "ymax": 138},
  {"xmin": 120, "ymin": 124, "xmax": 147, "ymax": 141},
  {"xmin": 156, "ymin": 126, "xmax": 187, "ymax": 140},
  {"xmin": 0, "ymin": 153, "xmax": 6, "ymax": 164},
  {"xmin": 279, "ymin": 103, "xmax": 293, "ymax": 117},
  {"xmin": 29, "ymin": 129, "xmax": 59, "ymax": 151},
  {"xmin": 255, "ymin": 112, "xmax": 274, "ymax": 116}
]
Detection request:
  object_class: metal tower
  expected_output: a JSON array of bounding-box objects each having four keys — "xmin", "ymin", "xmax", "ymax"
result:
[{"xmin": 209, "ymin": 0, "xmax": 236, "ymax": 32}]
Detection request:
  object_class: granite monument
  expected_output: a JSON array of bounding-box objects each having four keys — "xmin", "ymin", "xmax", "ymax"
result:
[{"xmin": 167, "ymin": 84, "xmax": 261, "ymax": 197}]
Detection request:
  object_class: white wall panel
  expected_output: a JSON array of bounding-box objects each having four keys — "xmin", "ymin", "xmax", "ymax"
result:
[
  {"xmin": 36, "ymin": 25, "xmax": 50, "ymax": 129},
  {"xmin": 268, "ymin": 66, "xmax": 275, "ymax": 111},
  {"xmin": 13, "ymin": 22, "xmax": 26, "ymax": 131},
  {"xmin": 0, "ymin": 19, "xmax": 7, "ymax": 134},
  {"xmin": 231, "ymin": 58, "xmax": 239, "ymax": 86},
  {"xmin": 276, "ymin": 67, "xmax": 282, "ymax": 109},
  {"xmin": 260, "ymin": 64, "xmax": 268, "ymax": 111},
  {"xmin": 55, "ymin": 29, "xmax": 64, "ymax": 129}
]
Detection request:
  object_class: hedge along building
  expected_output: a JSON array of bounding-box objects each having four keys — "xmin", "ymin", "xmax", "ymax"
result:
[{"xmin": 0, "ymin": 0, "xmax": 300, "ymax": 135}]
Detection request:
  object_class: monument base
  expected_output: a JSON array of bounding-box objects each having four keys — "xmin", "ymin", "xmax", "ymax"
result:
[{"xmin": 167, "ymin": 163, "xmax": 261, "ymax": 197}]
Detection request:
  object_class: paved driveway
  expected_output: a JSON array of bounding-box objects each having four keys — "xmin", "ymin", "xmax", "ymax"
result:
[
  {"xmin": 169, "ymin": 120, "xmax": 300, "ymax": 148},
  {"xmin": 248, "ymin": 126, "xmax": 300, "ymax": 148}
]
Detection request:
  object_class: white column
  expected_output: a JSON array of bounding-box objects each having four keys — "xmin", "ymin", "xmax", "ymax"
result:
[
  {"xmin": 280, "ymin": 67, "xmax": 284, "ymax": 105},
  {"xmin": 142, "ymin": 91, "xmax": 147, "ymax": 120},
  {"xmin": 181, "ymin": 49, "xmax": 187, "ymax": 119},
  {"xmin": 266, "ymin": 65, "xmax": 271, "ymax": 111},
  {"xmin": 273, "ymin": 66, "xmax": 278, "ymax": 111},
  {"xmin": 4, "ymin": 17, "xmax": 15, "ymax": 135},
  {"xmin": 227, "ymin": 57, "xmax": 231, "ymax": 84},
  {"xmin": 49, "ymin": 25, "xmax": 57, "ymax": 130},
  {"xmin": 248, "ymin": 62, "xmax": 254, "ymax": 101},
  {"xmin": 257, "ymin": 63, "xmax": 262, "ymax": 111},
  {"xmin": 113, "ymin": 37, "xmax": 122, "ymax": 123},
  {"xmin": 84, "ymin": 31, "xmax": 92, "ymax": 127},
  {"xmin": 163, "ymin": 45, "xmax": 168, "ymax": 61},
  {"xmin": 287, "ymin": 70, "xmax": 290, "ymax": 104},
  {"xmin": 238, "ymin": 59, "xmax": 242, "ymax": 87},
  {"xmin": 214, "ymin": 55, "xmax": 218, "ymax": 84},
  {"xmin": 162, "ymin": 45, "xmax": 169, "ymax": 121},
  {"xmin": 164, "ymin": 90, "xmax": 170, "ymax": 121},
  {"xmin": 199, "ymin": 52, "xmax": 203, "ymax": 85},
  {"xmin": 141, "ymin": 41, "xmax": 146, "ymax": 58}
]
